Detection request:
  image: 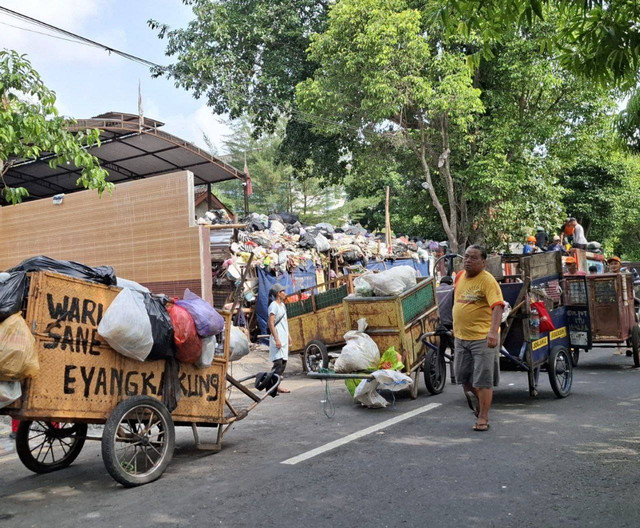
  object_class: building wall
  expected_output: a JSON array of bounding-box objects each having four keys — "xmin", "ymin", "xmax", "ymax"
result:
[{"xmin": 0, "ymin": 171, "xmax": 212, "ymax": 302}]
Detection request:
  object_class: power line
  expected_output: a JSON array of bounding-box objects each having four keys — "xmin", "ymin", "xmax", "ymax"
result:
[
  {"xmin": 0, "ymin": 6, "xmax": 163, "ymax": 68},
  {"xmin": 0, "ymin": 20, "xmax": 101, "ymax": 47}
]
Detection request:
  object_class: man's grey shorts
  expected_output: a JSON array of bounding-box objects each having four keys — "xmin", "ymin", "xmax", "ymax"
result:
[{"xmin": 454, "ymin": 338, "xmax": 500, "ymax": 388}]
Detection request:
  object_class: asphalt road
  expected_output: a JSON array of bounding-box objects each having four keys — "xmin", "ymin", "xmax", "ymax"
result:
[{"xmin": 1, "ymin": 347, "xmax": 640, "ymax": 528}]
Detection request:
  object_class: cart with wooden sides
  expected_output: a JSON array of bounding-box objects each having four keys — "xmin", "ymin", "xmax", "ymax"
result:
[
  {"xmin": 497, "ymin": 251, "xmax": 578, "ymax": 397},
  {"xmin": 285, "ymin": 276, "xmax": 353, "ymax": 372},
  {"xmin": 563, "ymin": 272, "xmax": 640, "ymax": 366},
  {"xmin": 342, "ymin": 276, "xmax": 440, "ymax": 399},
  {"xmin": 1, "ymin": 271, "xmax": 279, "ymax": 487}
]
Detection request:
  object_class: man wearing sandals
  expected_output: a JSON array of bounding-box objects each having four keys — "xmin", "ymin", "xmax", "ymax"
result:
[{"xmin": 453, "ymin": 245, "xmax": 505, "ymax": 431}]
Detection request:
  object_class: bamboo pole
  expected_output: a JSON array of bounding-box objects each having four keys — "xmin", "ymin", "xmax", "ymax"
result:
[{"xmin": 385, "ymin": 186, "xmax": 392, "ymax": 250}]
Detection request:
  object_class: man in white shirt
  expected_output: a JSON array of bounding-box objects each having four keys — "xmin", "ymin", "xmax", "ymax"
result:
[{"xmin": 570, "ymin": 218, "xmax": 587, "ymax": 250}]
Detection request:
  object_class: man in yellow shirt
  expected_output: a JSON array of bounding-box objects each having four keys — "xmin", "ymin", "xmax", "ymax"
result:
[{"xmin": 453, "ymin": 245, "xmax": 505, "ymax": 432}]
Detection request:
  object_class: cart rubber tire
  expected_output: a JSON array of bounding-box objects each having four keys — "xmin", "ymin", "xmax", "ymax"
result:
[
  {"xmin": 570, "ymin": 348, "xmax": 580, "ymax": 367},
  {"xmin": 303, "ymin": 340, "xmax": 329, "ymax": 373},
  {"xmin": 632, "ymin": 325, "xmax": 640, "ymax": 368},
  {"xmin": 548, "ymin": 346, "xmax": 573, "ymax": 398},
  {"xmin": 102, "ymin": 396, "xmax": 175, "ymax": 487},
  {"xmin": 423, "ymin": 349, "xmax": 446, "ymax": 395},
  {"xmin": 16, "ymin": 421, "xmax": 87, "ymax": 474}
]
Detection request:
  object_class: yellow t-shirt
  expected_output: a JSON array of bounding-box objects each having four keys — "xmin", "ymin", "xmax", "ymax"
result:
[{"xmin": 453, "ymin": 270, "xmax": 504, "ymax": 340}]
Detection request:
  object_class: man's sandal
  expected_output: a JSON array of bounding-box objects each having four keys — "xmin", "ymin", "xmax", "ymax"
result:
[
  {"xmin": 473, "ymin": 422, "xmax": 490, "ymax": 432},
  {"xmin": 464, "ymin": 391, "xmax": 480, "ymax": 418}
]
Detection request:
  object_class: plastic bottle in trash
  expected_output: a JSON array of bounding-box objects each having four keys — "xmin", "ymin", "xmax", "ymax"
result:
[{"xmin": 530, "ymin": 307, "xmax": 540, "ymax": 340}]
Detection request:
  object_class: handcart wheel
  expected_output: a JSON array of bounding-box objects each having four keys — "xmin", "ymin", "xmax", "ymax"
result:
[
  {"xmin": 102, "ymin": 396, "xmax": 175, "ymax": 487},
  {"xmin": 16, "ymin": 421, "xmax": 87, "ymax": 474},
  {"xmin": 570, "ymin": 348, "xmax": 579, "ymax": 367},
  {"xmin": 423, "ymin": 349, "xmax": 446, "ymax": 395},
  {"xmin": 548, "ymin": 346, "xmax": 573, "ymax": 398},
  {"xmin": 303, "ymin": 340, "xmax": 329, "ymax": 373},
  {"xmin": 631, "ymin": 325, "xmax": 640, "ymax": 368}
]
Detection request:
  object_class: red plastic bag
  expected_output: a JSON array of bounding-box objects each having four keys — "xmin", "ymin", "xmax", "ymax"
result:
[
  {"xmin": 167, "ymin": 303, "xmax": 202, "ymax": 363},
  {"xmin": 531, "ymin": 301, "xmax": 556, "ymax": 332}
]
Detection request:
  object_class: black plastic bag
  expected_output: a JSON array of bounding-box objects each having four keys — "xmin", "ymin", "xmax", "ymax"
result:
[
  {"xmin": 0, "ymin": 271, "xmax": 27, "ymax": 322},
  {"xmin": 143, "ymin": 294, "xmax": 175, "ymax": 361},
  {"xmin": 298, "ymin": 233, "xmax": 317, "ymax": 249},
  {"xmin": 278, "ymin": 212, "xmax": 299, "ymax": 225},
  {"xmin": 268, "ymin": 213, "xmax": 284, "ymax": 224},
  {"xmin": 8, "ymin": 256, "xmax": 116, "ymax": 286}
]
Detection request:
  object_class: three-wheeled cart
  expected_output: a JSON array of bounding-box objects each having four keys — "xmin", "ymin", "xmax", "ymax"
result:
[
  {"xmin": 564, "ymin": 272, "xmax": 640, "ymax": 366},
  {"xmin": 285, "ymin": 277, "xmax": 352, "ymax": 372},
  {"xmin": 1, "ymin": 271, "xmax": 279, "ymax": 487},
  {"xmin": 498, "ymin": 252, "xmax": 579, "ymax": 397},
  {"xmin": 342, "ymin": 277, "xmax": 440, "ymax": 399}
]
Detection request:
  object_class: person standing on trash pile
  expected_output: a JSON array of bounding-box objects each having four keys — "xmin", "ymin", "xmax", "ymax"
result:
[
  {"xmin": 453, "ymin": 245, "xmax": 505, "ymax": 432},
  {"xmin": 535, "ymin": 227, "xmax": 549, "ymax": 250},
  {"xmin": 523, "ymin": 236, "xmax": 537, "ymax": 255},
  {"xmin": 268, "ymin": 284, "xmax": 291, "ymax": 394},
  {"xmin": 569, "ymin": 218, "xmax": 588, "ymax": 250},
  {"xmin": 560, "ymin": 218, "xmax": 575, "ymax": 247},
  {"xmin": 547, "ymin": 235, "xmax": 563, "ymax": 252}
]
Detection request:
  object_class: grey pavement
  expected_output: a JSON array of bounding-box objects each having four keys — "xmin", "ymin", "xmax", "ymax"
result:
[{"xmin": 1, "ymin": 347, "xmax": 640, "ymax": 527}]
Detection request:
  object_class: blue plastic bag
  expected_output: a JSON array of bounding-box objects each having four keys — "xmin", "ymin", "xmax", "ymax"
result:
[{"xmin": 175, "ymin": 289, "xmax": 225, "ymax": 338}]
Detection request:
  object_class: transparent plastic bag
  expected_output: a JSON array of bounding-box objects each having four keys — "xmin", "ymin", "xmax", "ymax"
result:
[
  {"xmin": 362, "ymin": 266, "xmax": 417, "ymax": 297},
  {"xmin": 0, "ymin": 313, "xmax": 38, "ymax": 380},
  {"xmin": 98, "ymin": 289, "xmax": 153, "ymax": 362},
  {"xmin": 0, "ymin": 381, "xmax": 22, "ymax": 409},
  {"xmin": 176, "ymin": 289, "xmax": 225, "ymax": 338},
  {"xmin": 229, "ymin": 326, "xmax": 250, "ymax": 362},
  {"xmin": 197, "ymin": 336, "xmax": 216, "ymax": 368}
]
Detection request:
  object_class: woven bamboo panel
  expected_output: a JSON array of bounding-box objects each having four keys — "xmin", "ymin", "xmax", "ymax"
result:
[
  {"xmin": 17, "ymin": 272, "xmax": 226, "ymax": 423},
  {"xmin": 0, "ymin": 171, "xmax": 207, "ymax": 295}
]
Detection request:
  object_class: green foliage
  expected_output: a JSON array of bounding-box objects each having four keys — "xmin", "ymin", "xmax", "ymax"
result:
[{"xmin": 0, "ymin": 50, "xmax": 111, "ymax": 204}]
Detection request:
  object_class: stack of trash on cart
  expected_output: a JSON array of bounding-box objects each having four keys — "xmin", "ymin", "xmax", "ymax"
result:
[{"xmin": 0, "ymin": 256, "xmax": 251, "ymax": 410}]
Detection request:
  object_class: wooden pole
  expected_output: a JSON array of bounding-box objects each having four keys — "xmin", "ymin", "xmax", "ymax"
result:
[
  {"xmin": 244, "ymin": 182, "xmax": 249, "ymax": 216},
  {"xmin": 207, "ymin": 182, "xmax": 212, "ymax": 211},
  {"xmin": 385, "ymin": 186, "xmax": 392, "ymax": 251}
]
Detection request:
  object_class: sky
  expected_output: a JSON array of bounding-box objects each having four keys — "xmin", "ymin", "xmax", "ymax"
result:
[{"xmin": 0, "ymin": 0, "xmax": 234, "ymax": 153}]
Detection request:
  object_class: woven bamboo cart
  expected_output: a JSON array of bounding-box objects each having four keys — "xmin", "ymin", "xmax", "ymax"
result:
[
  {"xmin": 342, "ymin": 277, "xmax": 439, "ymax": 399},
  {"xmin": 285, "ymin": 276, "xmax": 353, "ymax": 372},
  {"xmin": 1, "ymin": 271, "xmax": 279, "ymax": 487}
]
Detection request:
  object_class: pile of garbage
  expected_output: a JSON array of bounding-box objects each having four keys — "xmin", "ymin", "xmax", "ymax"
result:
[{"xmin": 0, "ymin": 256, "xmax": 250, "ymax": 410}]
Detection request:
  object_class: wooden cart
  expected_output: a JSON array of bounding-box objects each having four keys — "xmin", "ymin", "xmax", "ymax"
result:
[
  {"xmin": 564, "ymin": 272, "xmax": 640, "ymax": 366},
  {"xmin": 1, "ymin": 271, "xmax": 279, "ymax": 487},
  {"xmin": 285, "ymin": 276, "xmax": 353, "ymax": 372},
  {"xmin": 342, "ymin": 277, "xmax": 440, "ymax": 399}
]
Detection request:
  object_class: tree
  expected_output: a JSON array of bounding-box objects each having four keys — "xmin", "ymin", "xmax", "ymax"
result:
[{"xmin": 0, "ymin": 50, "xmax": 111, "ymax": 204}]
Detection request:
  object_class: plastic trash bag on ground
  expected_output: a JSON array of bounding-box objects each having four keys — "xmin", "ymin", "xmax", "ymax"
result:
[
  {"xmin": 230, "ymin": 326, "xmax": 250, "ymax": 362},
  {"xmin": 353, "ymin": 370, "xmax": 413, "ymax": 408},
  {"xmin": 167, "ymin": 303, "xmax": 202, "ymax": 363},
  {"xmin": 176, "ymin": 289, "xmax": 225, "ymax": 338},
  {"xmin": 9, "ymin": 255, "xmax": 116, "ymax": 286},
  {"xmin": 143, "ymin": 294, "xmax": 175, "ymax": 361},
  {"xmin": 0, "ymin": 271, "xmax": 27, "ymax": 322},
  {"xmin": 0, "ymin": 381, "xmax": 21, "ymax": 409},
  {"xmin": 197, "ymin": 336, "xmax": 216, "ymax": 368},
  {"xmin": 354, "ymin": 379, "xmax": 388, "ymax": 408},
  {"xmin": 116, "ymin": 277, "xmax": 150, "ymax": 293},
  {"xmin": 98, "ymin": 289, "xmax": 153, "ymax": 362},
  {"xmin": 334, "ymin": 318, "xmax": 380, "ymax": 373},
  {"xmin": 0, "ymin": 314, "xmax": 38, "ymax": 380}
]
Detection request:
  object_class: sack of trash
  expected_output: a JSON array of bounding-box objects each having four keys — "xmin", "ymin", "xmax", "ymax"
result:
[
  {"xmin": 0, "ymin": 314, "xmax": 38, "ymax": 380},
  {"xmin": 197, "ymin": 336, "xmax": 216, "ymax": 368},
  {"xmin": 0, "ymin": 271, "xmax": 27, "ymax": 322},
  {"xmin": 0, "ymin": 381, "xmax": 21, "ymax": 409},
  {"xmin": 353, "ymin": 370, "xmax": 413, "ymax": 408},
  {"xmin": 167, "ymin": 303, "xmax": 202, "ymax": 363},
  {"xmin": 143, "ymin": 294, "xmax": 175, "ymax": 361},
  {"xmin": 334, "ymin": 318, "xmax": 380, "ymax": 373},
  {"xmin": 116, "ymin": 277, "xmax": 150, "ymax": 293},
  {"xmin": 229, "ymin": 326, "xmax": 250, "ymax": 362},
  {"xmin": 359, "ymin": 266, "xmax": 417, "ymax": 297},
  {"xmin": 315, "ymin": 234, "xmax": 331, "ymax": 252},
  {"xmin": 175, "ymin": 289, "xmax": 225, "ymax": 338},
  {"xmin": 98, "ymin": 289, "xmax": 154, "ymax": 362},
  {"xmin": 8, "ymin": 255, "xmax": 116, "ymax": 286},
  {"xmin": 353, "ymin": 275, "xmax": 374, "ymax": 297}
]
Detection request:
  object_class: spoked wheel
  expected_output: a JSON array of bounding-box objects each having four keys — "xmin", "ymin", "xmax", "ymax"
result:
[
  {"xmin": 303, "ymin": 340, "xmax": 329, "ymax": 373},
  {"xmin": 423, "ymin": 349, "xmax": 446, "ymax": 395},
  {"xmin": 631, "ymin": 325, "xmax": 640, "ymax": 368},
  {"xmin": 548, "ymin": 346, "xmax": 573, "ymax": 398},
  {"xmin": 102, "ymin": 396, "xmax": 175, "ymax": 487},
  {"xmin": 570, "ymin": 347, "xmax": 580, "ymax": 367},
  {"xmin": 16, "ymin": 421, "xmax": 87, "ymax": 474}
]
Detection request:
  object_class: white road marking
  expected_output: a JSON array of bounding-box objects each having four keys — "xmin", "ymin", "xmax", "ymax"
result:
[{"xmin": 281, "ymin": 403, "xmax": 442, "ymax": 465}]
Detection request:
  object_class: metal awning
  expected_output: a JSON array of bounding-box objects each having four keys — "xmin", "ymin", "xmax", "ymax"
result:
[{"xmin": 4, "ymin": 112, "xmax": 246, "ymax": 201}]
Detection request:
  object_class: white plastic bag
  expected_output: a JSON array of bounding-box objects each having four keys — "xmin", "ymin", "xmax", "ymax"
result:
[
  {"xmin": 353, "ymin": 370, "xmax": 413, "ymax": 408},
  {"xmin": 197, "ymin": 336, "xmax": 216, "ymax": 369},
  {"xmin": 372, "ymin": 369, "xmax": 413, "ymax": 391},
  {"xmin": 334, "ymin": 319, "xmax": 380, "ymax": 373},
  {"xmin": 116, "ymin": 277, "xmax": 150, "ymax": 293},
  {"xmin": 229, "ymin": 326, "xmax": 250, "ymax": 362},
  {"xmin": 353, "ymin": 275, "xmax": 374, "ymax": 297},
  {"xmin": 269, "ymin": 220, "xmax": 286, "ymax": 234},
  {"xmin": 354, "ymin": 379, "xmax": 388, "ymax": 408},
  {"xmin": 362, "ymin": 266, "xmax": 417, "ymax": 297},
  {"xmin": 0, "ymin": 381, "xmax": 21, "ymax": 409},
  {"xmin": 315, "ymin": 234, "xmax": 331, "ymax": 252},
  {"xmin": 98, "ymin": 288, "xmax": 153, "ymax": 362}
]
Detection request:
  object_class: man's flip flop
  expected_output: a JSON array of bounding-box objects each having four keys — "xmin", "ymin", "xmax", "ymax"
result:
[
  {"xmin": 473, "ymin": 423, "xmax": 490, "ymax": 432},
  {"xmin": 464, "ymin": 391, "xmax": 479, "ymax": 418}
]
